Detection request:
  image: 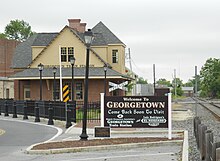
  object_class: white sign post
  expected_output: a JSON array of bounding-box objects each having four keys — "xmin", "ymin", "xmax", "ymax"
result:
[
  {"xmin": 168, "ymin": 93, "xmax": 172, "ymax": 139},
  {"xmin": 100, "ymin": 93, "xmax": 105, "ymax": 127}
]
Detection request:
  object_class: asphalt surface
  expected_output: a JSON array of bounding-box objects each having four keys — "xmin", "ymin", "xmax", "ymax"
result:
[
  {"xmin": 0, "ymin": 118, "xmax": 58, "ymax": 161},
  {"xmin": 0, "ymin": 107, "xmax": 185, "ymax": 161}
]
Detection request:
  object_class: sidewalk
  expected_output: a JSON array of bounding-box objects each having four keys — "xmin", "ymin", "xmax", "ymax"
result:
[{"xmin": 0, "ymin": 115, "xmax": 188, "ymax": 161}]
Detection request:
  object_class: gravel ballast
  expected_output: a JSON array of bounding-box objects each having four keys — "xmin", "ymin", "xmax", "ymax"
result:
[{"xmin": 172, "ymin": 99, "xmax": 220, "ymax": 161}]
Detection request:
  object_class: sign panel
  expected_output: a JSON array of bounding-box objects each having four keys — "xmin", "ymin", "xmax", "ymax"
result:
[
  {"xmin": 109, "ymin": 81, "xmax": 128, "ymax": 92},
  {"xmin": 63, "ymin": 85, "xmax": 69, "ymax": 102},
  {"xmin": 104, "ymin": 96, "xmax": 168, "ymax": 128},
  {"xmin": 94, "ymin": 127, "xmax": 110, "ymax": 137}
]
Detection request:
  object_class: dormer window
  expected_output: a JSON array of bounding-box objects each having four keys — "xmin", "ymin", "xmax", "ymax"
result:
[
  {"xmin": 61, "ymin": 47, "xmax": 74, "ymax": 62},
  {"xmin": 112, "ymin": 50, "xmax": 118, "ymax": 63}
]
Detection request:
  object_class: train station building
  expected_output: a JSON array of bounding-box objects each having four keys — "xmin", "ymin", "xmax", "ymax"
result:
[{"xmin": 10, "ymin": 19, "xmax": 132, "ymax": 102}]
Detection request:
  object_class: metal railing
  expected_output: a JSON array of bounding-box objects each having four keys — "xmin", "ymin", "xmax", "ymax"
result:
[{"xmin": 0, "ymin": 99, "xmax": 100, "ymax": 122}]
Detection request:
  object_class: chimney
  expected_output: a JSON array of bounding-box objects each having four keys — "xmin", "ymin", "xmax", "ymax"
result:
[{"xmin": 68, "ymin": 19, "xmax": 86, "ymax": 33}]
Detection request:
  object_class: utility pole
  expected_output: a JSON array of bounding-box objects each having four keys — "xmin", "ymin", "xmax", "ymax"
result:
[
  {"xmin": 174, "ymin": 69, "xmax": 177, "ymax": 97},
  {"xmin": 153, "ymin": 64, "xmax": 156, "ymax": 95},
  {"xmin": 128, "ymin": 48, "xmax": 132, "ymax": 74},
  {"xmin": 195, "ymin": 66, "xmax": 198, "ymax": 116},
  {"xmin": 195, "ymin": 66, "xmax": 198, "ymax": 96}
]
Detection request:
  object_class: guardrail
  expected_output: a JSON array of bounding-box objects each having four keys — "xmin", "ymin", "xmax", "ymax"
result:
[{"xmin": 194, "ymin": 117, "xmax": 220, "ymax": 161}]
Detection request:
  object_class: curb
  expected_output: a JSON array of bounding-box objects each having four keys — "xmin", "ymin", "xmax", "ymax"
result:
[
  {"xmin": 182, "ymin": 130, "xmax": 189, "ymax": 161},
  {"xmin": 26, "ymin": 140, "xmax": 183, "ymax": 155}
]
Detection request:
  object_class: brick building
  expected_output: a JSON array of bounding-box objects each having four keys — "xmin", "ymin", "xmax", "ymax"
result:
[
  {"xmin": 10, "ymin": 19, "xmax": 132, "ymax": 101},
  {"xmin": 0, "ymin": 39, "xmax": 20, "ymax": 98}
]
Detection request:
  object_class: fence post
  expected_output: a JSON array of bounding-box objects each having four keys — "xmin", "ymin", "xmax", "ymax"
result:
[
  {"xmin": 194, "ymin": 117, "xmax": 201, "ymax": 147},
  {"xmin": 200, "ymin": 125, "xmax": 207, "ymax": 160},
  {"xmin": 216, "ymin": 147, "xmax": 220, "ymax": 161},
  {"xmin": 35, "ymin": 102, "xmax": 40, "ymax": 122},
  {"xmin": 12, "ymin": 101, "xmax": 17, "ymax": 118},
  {"xmin": 205, "ymin": 130, "xmax": 213, "ymax": 161},
  {"xmin": 4, "ymin": 100, "xmax": 9, "ymax": 116},
  {"xmin": 199, "ymin": 124, "xmax": 207, "ymax": 160},
  {"xmin": 72, "ymin": 101, "xmax": 76, "ymax": 123},
  {"xmin": 194, "ymin": 117, "xmax": 200, "ymax": 136},
  {"xmin": 198, "ymin": 124, "xmax": 203, "ymax": 150},
  {"xmin": 23, "ymin": 101, "xmax": 28, "ymax": 120},
  {"xmin": 66, "ymin": 102, "xmax": 72, "ymax": 128},
  {"xmin": 48, "ymin": 102, "xmax": 54, "ymax": 125},
  {"xmin": 212, "ymin": 142, "xmax": 220, "ymax": 161}
]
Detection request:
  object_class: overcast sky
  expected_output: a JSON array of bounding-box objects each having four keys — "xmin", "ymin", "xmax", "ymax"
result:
[{"xmin": 1, "ymin": 0, "xmax": 220, "ymax": 83}]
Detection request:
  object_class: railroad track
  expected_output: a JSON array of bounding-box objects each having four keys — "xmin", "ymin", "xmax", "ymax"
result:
[{"xmin": 192, "ymin": 97, "xmax": 220, "ymax": 119}]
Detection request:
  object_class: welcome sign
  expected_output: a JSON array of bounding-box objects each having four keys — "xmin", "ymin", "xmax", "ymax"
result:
[{"xmin": 104, "ymin": 96, "xmax": 169, "ymax": 128}]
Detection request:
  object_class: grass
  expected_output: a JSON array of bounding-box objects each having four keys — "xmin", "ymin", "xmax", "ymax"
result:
[{"xmin": 76, "ymin": 109, "xmax": 100, "ymax": 121}]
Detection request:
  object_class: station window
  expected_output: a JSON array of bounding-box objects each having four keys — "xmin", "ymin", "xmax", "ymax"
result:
[
  {"xmin": 76, "ymin": 82, "xmax": 83, "ymax": 100},
  {"xmin": 61, "ymin": 47, "xmax": 74, "ymax": 62},
  {"xmin": 24, "ymin": 86, "xmax": 31, "ymax": 100},
  {"xmin": 112, "ymin": 50, "xmax": 118, "ymax": 63},
  {"xmin": 61, "ymin": 47, "xmax": 67, "ymax": 62},
  {"xmin": 68, "ymin": 47, "xmax": 74, "ymax": 62}
]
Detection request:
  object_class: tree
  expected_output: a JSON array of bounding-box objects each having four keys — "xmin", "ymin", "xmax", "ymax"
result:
[
  {"xmin": 200, "ymin": 58, "xmax": 220, "ymax": 98},
  {"xmin": 184, "ymin": 80, "xmax": 193, "ymax": 87},
  {"xmin": 184, "ymin": 76, "xmax": 201, "ymax": 93},
  {"xmin": 0, "ymin": 33, "xmax": 6, "ymax": 39},
  {"xmin": 171, "ymin": 77, "xmax": 183, "ymax": 96},
  {"xmin": 4, "ymin": 19, "xmax": 34, "ymax": 41},
  {"xmin": 156, "ymin": 78, "xmax": 171, "ymax": 87},
  {"xmin": 136, "ymin": 77, "xmax": 148, "ymax": 84}
]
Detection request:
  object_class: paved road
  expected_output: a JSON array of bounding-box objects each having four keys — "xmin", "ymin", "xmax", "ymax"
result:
[
  {"xmin": 0, "ymin": 117, "xmax": 182, "ymax": 161},
  {"xmin": 0, "ymin": 118, "xmax": 59, "ymax": 161}
]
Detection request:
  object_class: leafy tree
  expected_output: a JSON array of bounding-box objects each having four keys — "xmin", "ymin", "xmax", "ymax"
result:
[
  {"xmin": 184, "ymin": 75, "xmax": 201, "ymax": 93},
  {"xmin": 4, "ymin": 19, "xmax": 34, "ymax": 41},
  {"xmin": 171, "ymin": 77, "xmax": 183, "ymax": 96},
  {"xmin": 184, "ymin": 79, "xmax": 194, "ymax": 87},
  {"xmin": 136, "ymin": 77, "xmax": 148, "ymax": 84},
  {"xmin": 156, "ymin": 78, "xmax": 171, "ymax": 87},
  {"xmin": 0, "ymin": 33, "xmax": 6, "ymax": 39},
  {"xmin": 200, "ymin": 58, "xmax": 220, "ymax": 98}
]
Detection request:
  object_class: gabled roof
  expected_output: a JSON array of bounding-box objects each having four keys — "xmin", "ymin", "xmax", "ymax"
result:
[
  {"xmin": 92, "ymin": 21, "xmax": 125, "ymax": 45},
  {"xmin": 12, "ymin": 21, "xmax": 124, "ymax": 69},
  {"xmin": 11, "ymin": 34, "xmax": 37, "ymax": 68},
  {"xmin": 32, "ymin": 33, "xmax": 58, "ymax": 46}
]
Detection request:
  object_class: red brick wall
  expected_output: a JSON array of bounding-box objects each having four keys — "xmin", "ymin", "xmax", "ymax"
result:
[
  {"xmin": 14, "ymin": 79, "xmax": 126, "ymax": 101},
  {"xmin": 88, "ymin": 79, "xmax": 105, "ymax": 101},
  {"xmin": 0, "ymin": 39, "xmax": 20, "ymax": 77},
  {"xmin": 30, "ymin": 80, "xmax": 53, "ymax": 100}
]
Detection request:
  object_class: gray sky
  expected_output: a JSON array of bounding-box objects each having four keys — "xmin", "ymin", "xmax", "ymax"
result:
[{"xmin": 1, "ymin": 0, "xmax": 220, "ymax": 83}]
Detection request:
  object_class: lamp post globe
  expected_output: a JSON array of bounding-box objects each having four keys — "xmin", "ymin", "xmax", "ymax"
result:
[
  {"xmin": 80, "ymin": 29, "xmax": 94, "ymax": 140},
  {"xmin": 104, "ymin": 64, "xmax": 108, "ymax": 95},
  {"xmin": 38, "ymin": 63, "xmax": 44, "ymax": 100},
  {"xmin": 70, "ymin": 57, "xmax": 75, "ymax": 101},
  {"xmin": 53, "ymin": 66, "xmax": 57, "ymax": 101}
]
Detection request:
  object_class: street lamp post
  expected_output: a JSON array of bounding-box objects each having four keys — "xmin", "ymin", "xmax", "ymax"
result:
[
  {"xmin": 38, "ymin": 63, "xmax": 44, "ymax": 100},
  {"xmin": 70, "ymin": 57, "xmax": 76, "ymax": 101},
  {"xmin": 104, "ymin": 65, "xmax": 107, "ymax": 95},
  {"xmin": 53, "ymin": 67, "xmax": 57, "ymax": 101},
  {"xmin": 80, "ymin": 29, "xmax": 94, "ymax": 140}
]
